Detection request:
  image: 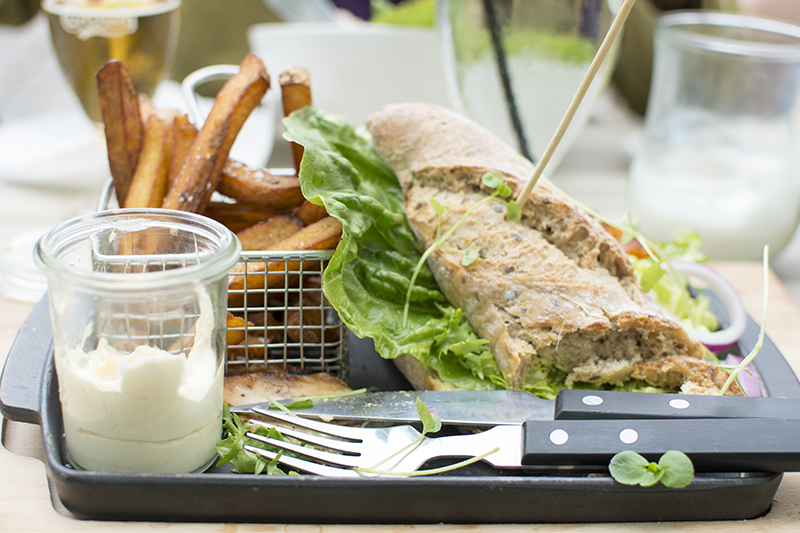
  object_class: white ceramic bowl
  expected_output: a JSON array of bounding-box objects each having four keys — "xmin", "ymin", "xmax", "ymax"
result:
[{"xmin": 247, "ymin": 22, "xmax": 452, "ymax": 128}]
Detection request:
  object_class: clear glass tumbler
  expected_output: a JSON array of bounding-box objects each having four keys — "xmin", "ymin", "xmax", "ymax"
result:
[
  {"xmin": 438, "ymin": 0, "xmax": 620, "ymax": 170},
  {"xmin": 627, "ymin": 11, "xmax": 800, "ymax": 260},
  {"xmin": 34, "ymin": 209, "xmax": 240, "ymax": 473}
]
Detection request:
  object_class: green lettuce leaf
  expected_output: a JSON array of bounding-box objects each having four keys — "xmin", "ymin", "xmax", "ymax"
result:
[{"xmin": 285, "ymin": 106, "xmax": 506, "ymax": 391}]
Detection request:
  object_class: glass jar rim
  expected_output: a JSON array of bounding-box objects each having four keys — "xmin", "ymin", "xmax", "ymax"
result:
[
  {"xmin": 657, "ymin": 10, "xmax": 800, "ymax": 60},
  {"xmin": 34, "ymin": 208, "xmax": 241, "ymax": 292}
]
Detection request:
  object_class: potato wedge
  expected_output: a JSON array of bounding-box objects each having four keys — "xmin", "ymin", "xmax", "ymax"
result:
[
  {"xmin": 124, "ymin": 108, "xmax": 180, "ymax": 208},
  {"xmin": 218, "ymin": 160, "xmax": 304, "ymax": 210},
  {"xmin": 226, "ymin": 312, "xmax": 253, "ymax": 347},
  {"xmin": 202, "ymin": 201, "xmax": 284, "ymax": 233},
  {"xmin": 280, "ymin": 66, "xmax": 312, "ymax": 174},
  {"xmin": 228, "ymin": 216, "xmax": 343, "ymax": 294},
  {"xmin": 236, "ymin": 215, "xmax": 304, "ymax": 251},
  {"xmin": 168, "ymin": 113, "xmax": 198, "ymax": 193},
  {"xmin": 294, "ymin": 199, "xmax": 328, "ymax": 226},
  {"xmin": 139, "ymin": 94, "xmax": 156, "ymax": 121},
  {"xmin": 162, "ymin": 53, "xmax": 270, "ymax": 213},
  {"xmin": 97, "ymin": 60, "xmax": 144, "ymax": 206}
]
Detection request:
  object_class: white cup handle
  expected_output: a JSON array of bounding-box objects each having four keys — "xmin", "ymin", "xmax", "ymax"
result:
[{"xmin": 180, "ymin": 64, "xmax": 241, "ymax": 127}]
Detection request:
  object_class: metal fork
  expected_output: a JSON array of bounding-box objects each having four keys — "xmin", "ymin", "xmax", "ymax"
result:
[
  {"xmin": 241, "ymin": 408, "xmax": 800, "ymax": 477},
  {"xmin": 243, "ymin": 407, "xmax": 521, "ymax": 477}
]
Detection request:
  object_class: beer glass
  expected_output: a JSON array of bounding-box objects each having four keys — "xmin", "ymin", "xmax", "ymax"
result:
[
  {"xmin": 438, "ymin": 0, "xmax": 620, "ymax": 171},
  {"xmin": 41, "ymin": 0, "xmax": 181, "ymax": 126}
]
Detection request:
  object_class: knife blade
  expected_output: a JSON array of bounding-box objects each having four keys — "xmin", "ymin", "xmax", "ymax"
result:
[
  {"xmin": 231, "ymin": 388, "xmax": 800, "ymax": 426},
  {"xmin": 233, "ymin": 389, "xmax": 553, "ymax": 426}
]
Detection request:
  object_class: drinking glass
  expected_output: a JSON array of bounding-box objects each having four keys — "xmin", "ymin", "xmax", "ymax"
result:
[
  {"xmin": 41, "ymin": 0, "xmax": 181, "ymax": 127},
  {"xmin": 438, "ymin": 0, "xmax": 621, "ymax": 171},
  {"xmin": 627, "ymin": 11, "xmax": 800, "ymax": 260}
]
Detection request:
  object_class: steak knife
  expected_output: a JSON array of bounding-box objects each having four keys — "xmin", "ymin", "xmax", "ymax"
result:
[{"xmin": 232, "ymin": 388, "xmax": 800, "ymax": 426}]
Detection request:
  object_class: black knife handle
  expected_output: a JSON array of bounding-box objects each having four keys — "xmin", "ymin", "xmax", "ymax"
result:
[
  {"xmin": 0, "ymin": 295, "xmax": 52, "ymax": 424},
  {"xmin": 521, "ymin": 418, "xmax": 800, "ymax": 473},
  {"xmin": 554, "ymin": 389, "xmax": 800, "ymax": 420}
]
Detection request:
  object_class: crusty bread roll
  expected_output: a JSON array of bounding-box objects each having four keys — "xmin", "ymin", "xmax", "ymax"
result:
[{"xmin": 366, "ymin": 103, "xmax": 742, "ymax": 396}]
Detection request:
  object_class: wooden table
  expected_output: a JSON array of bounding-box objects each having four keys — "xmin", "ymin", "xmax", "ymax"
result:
[{"xmin": 2, "ymin": 262, "xmax": 800, "ymax": 531}]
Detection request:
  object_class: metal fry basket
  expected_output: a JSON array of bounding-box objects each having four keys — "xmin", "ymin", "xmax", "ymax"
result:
[
  {"xmin": 225, "ymin": 249, "xmax": 348, "ymax": 378},
  {"xmin": 97, "ymin": 181, "xmax": 349, "ymax": 381}
]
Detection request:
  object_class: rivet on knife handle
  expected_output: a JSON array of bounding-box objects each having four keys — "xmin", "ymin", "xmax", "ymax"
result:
[{"xmin": 554, "ymin": 389, "xmax": 800, "ymax": 420}]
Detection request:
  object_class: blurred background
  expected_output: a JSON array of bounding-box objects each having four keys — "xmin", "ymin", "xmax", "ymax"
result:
[{"xmin": 3, "ymin": 0, "xmax": 800, "ymax": 301}]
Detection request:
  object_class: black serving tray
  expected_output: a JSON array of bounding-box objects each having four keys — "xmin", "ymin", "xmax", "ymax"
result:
[{"xmin": 1, "ymin": 293, "xmax": 798, "ymax": 524}]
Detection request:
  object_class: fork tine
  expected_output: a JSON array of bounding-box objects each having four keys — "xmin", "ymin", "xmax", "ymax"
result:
[
  {"xmin": 243, "ymin": 445, "xmax": 361, "ymax": 477},
  {"xmin": 252, "ymin": 407, "xmax": 368, "ymax": 440},
  {"xmin": 245, "ymin": 431, "xmax": 365, "ymax": 468},
  {"xmin": 249, "ymin": 419, "xmax": 364, "ymax": 454}
]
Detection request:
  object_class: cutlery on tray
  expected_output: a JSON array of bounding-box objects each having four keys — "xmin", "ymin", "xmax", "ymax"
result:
[{"xmin": 242, "ymin": 406, "xmax": 800, "ymax": 477}]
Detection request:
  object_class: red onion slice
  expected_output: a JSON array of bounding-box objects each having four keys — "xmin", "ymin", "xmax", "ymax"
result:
[
  {"xmin": 723, "ymin": 354, "xmax": 761, "ymax": 397},
  {"xmin": 670, "ymin": 261, "xmax": 747, "ymax": 353}
]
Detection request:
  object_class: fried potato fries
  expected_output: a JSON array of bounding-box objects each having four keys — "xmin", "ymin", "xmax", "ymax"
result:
[
  {"xmin": 97, "ymin": 55, "xmax": 344, "ymax": 370},
  {"xmin": 279, "ymin": 66, "xmax": 312, "ymax": 174},
  {"xmin": 124, "ymin": 108, "xmax": 180, "ymax": 208},
  {"xmin": 162, "ymin": 53, "xmax": 270, "ymax": 213},
  {"xmin": 236, "ymin": 215, "xmax": 304, "ymax": 251},
  {"xmin": 97, "ymin": 60, "xmax": 144, "ymax": 206},
  {"xmin": 294, "ymin": 199, "xmax": 329, "ymax": 226},
  {"xmin": 168, "ymin": 113, "xmax": 198, "ymax": 193},
  {"xmin": 228, "ymin": 216, "xmax": 343, "ymax": 294},
  {"xmin": 218, "ymin": 160, "xmax": 304, "ymax": 210}
]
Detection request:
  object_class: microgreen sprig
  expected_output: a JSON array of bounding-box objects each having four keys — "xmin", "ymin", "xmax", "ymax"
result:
[
  {"xmin": 609, "ymin": 450, "xmax": 694, "ymax": 489},
  {"xmin": 218, "ymin": 397, "xmax": 497, "ymax": 477},
  {"xmin": 402, "ymin": 172, "xmax": 520, "ymax": 327},
  {"xmin": 719, "ymin": 246, "xmax": 769, "ymax": 395}
]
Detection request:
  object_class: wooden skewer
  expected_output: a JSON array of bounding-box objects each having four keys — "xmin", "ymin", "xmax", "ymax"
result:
[{"xmin": 516, "ymin": 0, "xmax": 638, "ymax": 207}]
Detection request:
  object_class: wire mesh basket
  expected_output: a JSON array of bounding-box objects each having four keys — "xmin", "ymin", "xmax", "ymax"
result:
[
  {"xmin": 97, "ymin": 181, "xmax": 349, "ymax": 382},
  {"xmin": 225, "ymin": 249, "xmax": 348, "ymax": 378}
]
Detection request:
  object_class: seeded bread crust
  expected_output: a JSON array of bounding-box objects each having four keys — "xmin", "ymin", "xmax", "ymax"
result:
[{"xmin": 366, "ymin": 103, "xmax": 740, "ymax": 395}]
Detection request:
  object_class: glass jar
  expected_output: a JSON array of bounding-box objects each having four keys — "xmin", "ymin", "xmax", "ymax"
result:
[
  {"xmin": 34, "ymin": 208, "xmax": 240, "ymax": 473},
  {"xmin": 627, "ymin": 11, "xmax": 800, "ymax": 260}
]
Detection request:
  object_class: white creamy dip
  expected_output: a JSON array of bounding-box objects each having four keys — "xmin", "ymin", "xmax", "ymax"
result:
[{"xmin": 55, "ymin": 287, "xmax": 223, "ymax": 473}]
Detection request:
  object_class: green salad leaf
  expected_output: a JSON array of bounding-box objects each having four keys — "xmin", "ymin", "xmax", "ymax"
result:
[
  {"xmin": 629, "ymin": 230, "xmax": 719, "ymax": 334},
  {"xmin": 284, "ymin": 106, "xmax": 506, "ymax": 391},
  {"xmin": 609, "ymin": 450, "xmax": 694, "ymax": 489}
]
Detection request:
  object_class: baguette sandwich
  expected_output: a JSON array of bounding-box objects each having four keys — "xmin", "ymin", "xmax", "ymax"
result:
[{"xmin": 286, "ymin": 103, "xmax": 743, "ymax": 397}]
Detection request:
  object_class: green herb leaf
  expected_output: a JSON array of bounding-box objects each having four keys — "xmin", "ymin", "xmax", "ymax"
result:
[
  {"xmin": 497, "ymin": 182, "xmax": 513, "ymax": 198},
  {"xmin": 481, "ymin": 171, "xmax": 504, "ymax": 189},
  {"xmin": 658, "ymin": 450, "xmax": 694, "ymax": 488},
  {"xmin": 462, "ymin": 243, "xmax": 480, "ymax": 266},
  {"xmin": 609, "ymin": 450, "xmax": 694, "ymax": 489},
  {"xmin": 640, "ymin": 261, "xmax": 666, "ymax": 293},
  {"xmin": 430, "ymin": 197, "xmax": 445, "ymax": 216},
  {"xmin": 416, "ymin": 397, "xmax": 442, "ymax": 435},
  {"xmin": 608, "ymin": 450, "xmax": 650, "ymax": 485},
  {"xmin": 506, "ymin": 200, "xmax": 522, "ymax": 222}
]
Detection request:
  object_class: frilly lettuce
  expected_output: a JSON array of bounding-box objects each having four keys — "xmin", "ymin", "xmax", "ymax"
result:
[
  {"xmin": 629, "ymin": 230, "xmax": 719, "ymax": 334},
  {"xmin": 285, "ymin": 106, "xmax": 506, "ymax": 391}
]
